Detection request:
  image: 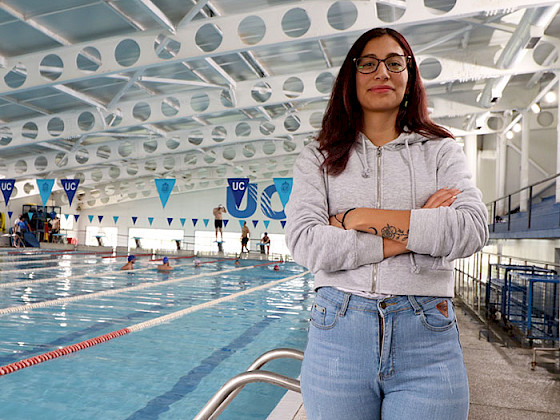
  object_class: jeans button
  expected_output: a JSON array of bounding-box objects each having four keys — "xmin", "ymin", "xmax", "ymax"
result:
[{"xmin": 380, "ymin": 301, "xmax": 386, "ymax": 309}]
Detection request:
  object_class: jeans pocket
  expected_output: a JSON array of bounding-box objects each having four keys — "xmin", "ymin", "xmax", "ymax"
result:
[
  {"xmin": 419, "ymin": 298, "xmax": 457, "ymax": 332},
  {"xmin": 310, "ymin": 298, "xmax": 339, "ymax": 330}
]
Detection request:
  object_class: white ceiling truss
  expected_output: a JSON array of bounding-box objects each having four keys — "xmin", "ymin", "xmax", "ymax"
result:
[{"xmin": 0, "ymin": 0, "xmax": 559, "ymax": 208}]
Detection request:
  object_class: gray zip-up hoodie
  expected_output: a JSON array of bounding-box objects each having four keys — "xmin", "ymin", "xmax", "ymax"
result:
[{"xmin": 285, "ymin": 131, "xmax": 489, "ymax": 297}]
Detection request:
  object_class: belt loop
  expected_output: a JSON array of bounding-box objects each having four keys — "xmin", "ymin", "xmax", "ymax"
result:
[
  {"xmin": 338, "ymin": 293, "xmax": 351, "ymax": 317},
  {"xmin": 407, "ymin": 295, "xmax": 423, "ymax": 315}
]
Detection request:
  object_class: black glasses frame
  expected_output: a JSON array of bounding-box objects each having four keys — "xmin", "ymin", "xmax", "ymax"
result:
[{"xmin": 353, "ymin": 54, "xmax": 411, "ymax": 74}]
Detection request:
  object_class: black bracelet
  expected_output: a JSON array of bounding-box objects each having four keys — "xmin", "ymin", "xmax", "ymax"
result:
[{"xmin": 341, "ymin": 208, "xmax": 356, "ymax": 230}]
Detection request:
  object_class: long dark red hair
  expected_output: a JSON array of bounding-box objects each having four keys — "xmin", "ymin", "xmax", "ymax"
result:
[{"xmin": 318, "ymin": 27, "xmax": 453, "ymax": 175}]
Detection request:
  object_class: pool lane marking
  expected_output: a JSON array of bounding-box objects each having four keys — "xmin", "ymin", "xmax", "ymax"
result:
[
  {"xmin": 0, "ymin": 269, "xmax": 309, "ymax": 377},
  {"xmin": 0, "ymin": 262, "xmax": 283, "ymax": 315}
]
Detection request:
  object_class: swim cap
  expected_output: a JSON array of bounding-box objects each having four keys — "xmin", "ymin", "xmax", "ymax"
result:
[
  {"xmin": 264, "ymin": 232, "xmax": 268, "ymax": 235},
  {"xmin": 128, "ymin": 255, "xmax": 135, "ymax": 262},
  {"xmin": 163, "ymin": 257, "xmax": 169, "ymax": 263}
]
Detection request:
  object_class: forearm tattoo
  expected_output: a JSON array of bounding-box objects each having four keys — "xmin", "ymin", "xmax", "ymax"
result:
[{"xmin": 380, "ymin": 224, "xmax": 409, "ymax": 242}]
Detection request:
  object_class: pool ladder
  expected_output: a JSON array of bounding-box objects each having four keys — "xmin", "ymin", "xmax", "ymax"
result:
[{"xmin": 194, "ymin": 347, "xmax": 304, "ymax": 420}]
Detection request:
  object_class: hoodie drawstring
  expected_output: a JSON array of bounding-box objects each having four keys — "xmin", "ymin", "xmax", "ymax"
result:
[
  {"xmin": 403, "ymin": 138, "xmax": 420, "ymax": 274},
  {"xmin": 357, "ymin": 135, "xmax": 371, "ymax": 178}
]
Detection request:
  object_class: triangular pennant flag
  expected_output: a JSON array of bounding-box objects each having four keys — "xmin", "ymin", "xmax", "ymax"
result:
[
  {"xmin": 27, "ymin": 212, "xmax": 33, "ymax": 222},
  {"xmin": 203, "ymin": 219, "xmax": 209, "ymax": 227},
  {"xmin": 74, "ymin": 214, "xmax": 80, "ymax": 222},
  {"xmin": 148, "ymin": 217, "xmax": 154, "ymax": 226},
  {"xmin": 192, "ymin": 218, "xmax": 198, "ymax": 227},
  {"xmin": 154, "ymin": 179, "xmax": 176, "ymax": 208},
  {"xmin": 98, "ymin": 215, "xmax": 103, "ymax": 223},
  {"xmin": 238, "ymin": 220, "xmax": 246, "ymax": 229},
  {"xmin": 227, "ymin": 178, "xmax": 249, "ymax": 207},
  {"xmin": 36, "ymin": 179, "xmax": 55, "ymax": 206},
  {"xmin": 113, "ymin": 216, "xmax": 119, "ymax": 224},
  {"xmin": 8, "ymin": 211, "xmax": 13, "ymax": 219},
  {"xmin": 0, "ymin": 179, "xmax": 15, "ymax": 206},
  {"xmin": 132, "ymin": 216, "xmax": 138, "ymax": 225},
  {"xmin": 180, "ymin": 218, "xmax": 186, "ymax": 227},
  {"xmin": 88, "ymin": 215, "xmax": 94, "ymax": 223},
  {"xmin": 252, "ymin": 220, "xmax": 259, "ymax": 228},
  {"xmin": 64, "ymin": 214, "xmax": 69, "ymax": 221},
  {"xmin": 280, "ymin": 220, "xmax": 287, "ymax": 229},
  {"xmin": 264, "ymin": 220, "xmax": 270, "ymax": 229},
  {"xmin": 223, "ymin": 219, "xmax": 229, "ymax": 228},
  {"xmin": 273, "ymin": 178, "xmax": 293, "ymax": 207},
  {"xmin": 60, "ymin": 179, "xmax": 80, "ymax": 206},
  {"xmin": 167, "ymin": 217, "xmax": 173, "ymax": 226}
]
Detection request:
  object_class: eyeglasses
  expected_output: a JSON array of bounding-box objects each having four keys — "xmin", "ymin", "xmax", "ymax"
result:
[{"xmin": 354, "ymin": 54, "xmax": 411, "ymax": 74}]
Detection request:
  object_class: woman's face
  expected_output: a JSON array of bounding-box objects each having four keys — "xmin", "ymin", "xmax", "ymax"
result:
[{"xmin": 355, "ymin": 35, "xmax": 409, "ymax": 115}]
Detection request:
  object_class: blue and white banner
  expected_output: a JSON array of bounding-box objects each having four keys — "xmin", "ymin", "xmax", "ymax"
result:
[
  {"xmin": 273, "ymin": 178, "xmax": 293, "ymax": 208},
  {"xmin": 227, "ymin": 178, "xmax": 249, "ymax": 208},
  {"xmin": 113, "ymin": 216, "xmax": 119, "ymax": 224},
  {"xmin": 61, "ymin": 179, "xmax": 80, "ymax": 206},
  {"xmin": 155, "ymin": 179, "xmax": 175, "ymax": 208},
  {"xmin": 36, "ymin": 179, "xmax": 55, "ymax": 206},
  {"xmin": 0, "ymin": 179, "xmax": 15, "ymax": 206}
]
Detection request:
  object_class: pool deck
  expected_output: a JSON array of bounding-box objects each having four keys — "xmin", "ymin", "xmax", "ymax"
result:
[{"xmin": 268, "ymin": 304, "xmax": 560, "ymax": 420}]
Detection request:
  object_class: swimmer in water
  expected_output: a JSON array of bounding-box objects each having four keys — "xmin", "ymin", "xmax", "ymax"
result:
[
  {"xmin": 235, "ymin": 259, "xmax": 240, "ymax": 266},
  {"xmin": 121, "ymin": 255, "xmax": 135, "ymax": 270},
  {"xmin": 193, "ymin": 259, "xmax": 201, "ymax": 267},
  {"xmin": 157, "ymin": 256, "xmax": 173, "ymax": 271},
  {"xmin": 273, "ymin": 264, "xmax": 280, "ymax": 271}
]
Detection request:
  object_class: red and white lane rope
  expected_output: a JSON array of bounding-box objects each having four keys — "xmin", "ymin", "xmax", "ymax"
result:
[{"xmin": 0, "ymin": 268, "xmax": 308, "ymax": 376}]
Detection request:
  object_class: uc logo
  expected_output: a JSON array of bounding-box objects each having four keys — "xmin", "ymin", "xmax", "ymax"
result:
[{"xmin": 226, "ymin": 183, "xmax": 286, "ymax": 220}]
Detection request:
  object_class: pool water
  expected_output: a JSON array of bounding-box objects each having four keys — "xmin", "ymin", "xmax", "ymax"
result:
[{"xmin": 0, "ymin": 250, "xmax": 313, "ymax": 419}]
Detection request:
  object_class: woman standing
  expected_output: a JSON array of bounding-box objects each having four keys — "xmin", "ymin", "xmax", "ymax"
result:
[{"xmin": 285, "ymin": 28, "xmax": 488, "ymax": 420}]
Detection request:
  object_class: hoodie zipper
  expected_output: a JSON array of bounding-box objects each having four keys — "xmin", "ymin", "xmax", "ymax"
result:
[{"xmin": 371, "ymin": 147, "xmax": 382, "ymax": 293}]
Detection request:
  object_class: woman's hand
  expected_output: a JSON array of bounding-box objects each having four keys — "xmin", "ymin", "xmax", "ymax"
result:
[
  {"xmin": 422, "ymin": 188, "xmax": 461, "ymax": 209},
  {"xmin": 329, "ymin": 214, "xmax": 344, "ymax": 229}
]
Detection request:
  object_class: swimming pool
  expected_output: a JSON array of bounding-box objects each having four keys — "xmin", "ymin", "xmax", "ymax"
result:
[{"xmin": 0, "ymin": 250, "xmax": 313, "ymax": 419}]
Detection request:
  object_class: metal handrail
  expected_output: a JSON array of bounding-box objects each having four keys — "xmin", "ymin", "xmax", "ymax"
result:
[{"xmin": 194, "ymin": 348, "xmax": 304, "ymax": 420}]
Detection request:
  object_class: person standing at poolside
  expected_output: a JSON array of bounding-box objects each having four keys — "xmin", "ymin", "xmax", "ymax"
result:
[
  {"xmin": 213, "ymin": 204, "xmax": 227, "ymax": 241},
  {"xmin": 286, "ymin": 27, "xmax": 488, "ymax": 420},
  {"xmin": 261, "ymin": 232, "xmax": 271, "ymax": 255},
  {"xmin": 240, "ymin": 222, "xmax": 250, "ymax": 253}
]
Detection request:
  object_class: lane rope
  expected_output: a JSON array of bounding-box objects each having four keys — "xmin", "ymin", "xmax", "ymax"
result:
[{"xmin": 0, "ymin": 269, "xmax": 309, "ymax": 376}]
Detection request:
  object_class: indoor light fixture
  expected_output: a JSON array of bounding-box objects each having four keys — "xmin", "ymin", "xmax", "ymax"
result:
[
  {"xmin": 544, "ymin": 90, "xmax": 557, "ymax": 104},
  {"xmin": 530, "ymin": 103, "xmax": 541, "ymax": 113},
  {"xmin": 505, "ymin": 131, "xmax": 514, "ymax": 140},
  {"xmin": 513, "ymin": 123, "xmax": 522, "ymax": 133}
]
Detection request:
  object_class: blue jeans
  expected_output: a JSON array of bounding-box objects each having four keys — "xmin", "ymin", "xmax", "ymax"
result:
[{"xmin": 301, "ymin": 287, "xmax": 469, "ymax": 420}]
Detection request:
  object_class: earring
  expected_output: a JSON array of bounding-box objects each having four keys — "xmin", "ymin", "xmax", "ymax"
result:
[{"xmin": 403, "ymin": 94, "xmax": 409, "ymax": 108}]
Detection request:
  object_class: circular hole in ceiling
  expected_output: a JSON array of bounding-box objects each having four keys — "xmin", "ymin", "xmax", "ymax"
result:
[
  {"xmin": 96, "ymin": 145, "xmax": 111, "ymax": 159},
  {"xmin": 77, "ymin": 46, "xmax": 101, "ymax": 71},
  {"xmin": 105, "ymin": 110, "xmax": 122, "ymax": 127},
  {"xmin": 212, "ymin": 126, "xmax": 227, "ymax": 142},
  {"xmin": 263, "ymin": 141, "xmax": 276, "ymax": 155},
  {"xmin": 251, "ymin": 81, "xmax": 272, "ymax": 103},
  {"xmin": 143, "ymin": 139, "xmax": 158, "ymax": 153},
  {"xmin": 310, "ymin": 111, "xmax": 323, "ymax": 129},
  {"xmin": 91, "ymin": 169, "xmax": 103, "ymax": 182},
  {"xmin": 235, "ymin": 122, "xmax": 251, "ymax": 137},
  {"xmin": 78, "ymin": 111, "xmax": 95, "ymax": 131},
  {"xmin": 163, "ymin": 156, "xmax": 175, "ymax": 170},
  {"xmin": 537, "ymin": 111, "xmax": 554, "ymax": 127},
  {"xmin": 40, "ymin": 54, "xmax": 64, "ymax": 81},
  {"xmin": 315, "ymin": 72, "xmax": 335, "ymax": 94},
  {"xmin": 15, "ymin": 160, "xmax": 27, "ymax": 174},
  {"xmin": 144, "ymin": 160, "xmax": 157, "ymax": 172},
  {"xmin": 115, "ymin": 39, "xmax": 140, "ymax": 67},
  {"xmin": 419, "ymin": 58, "xmax": 442, "ymax": 80},
  {"xmin": 161, "ymin": 97, "xmax": 180, "ymax": 117},
  {"xmin": 283, "ymin": 140, "xmax": 297, "ymax": 152},
  {"xmin": 195, "ymin": 23, "xmax": 222, "ymax": 52},
  {"xmin": 133, "ymin": 102, "xmax": 151, "ymax": 121},
  {"xmin": 108, "ymin": 166, "xmax": 120, "ymax": 178},
  {"xmin": 327, "ymin": 1, "xmax": 358, "ymax": 30},
  {"xmin": 55, "ymin": 152, "xmax": 68, "ymax": 167},
  {"xmin": 118, "ymin": 140, "xmax": 132, "ymax": 157},
  {"xmin": 204, "ymin": 151, "xmax": 216, "ymax": 164},
  {"xmin": 23, "ymin": 182, "xmax": 34, "ymax": 194},
  {"xmin": 127, "ymin": 162, "xmax": 138, "ymax": 175},
  {"xmin": 238, "ymin": 15, "xmax": 266, "ymax": 45},
  {"xmin": 282, "ymin": 8, "xmax": 310, "ymax": 38},
  {"xmin": 0, "ymin": 127, "xmax": 13, "ymax": 146},
  {"xmin": 47, "ymin": 117, "xmax": 64, "ymax": 136},
  {"xmin": 424, "ymin": 0, "xmax": 456, "ymax": 14},
  {"xmin": 188, "ymin": 130, "xmax": 204, "ymax": 146},
  {"xmin": 243, "ymin": 144, "xmax": 256, "ymax": 158},
  {"xmin": 5, "ymin": 63, "xmax": 27, "ymax": 88},
  {"xmin": 191, "ymin": 93, "xmax": 209, "ymax": 112},
  {"xmin": 223, "ymin": 148, "xmax": 236, "ymax": 161},
  {"xmin": 284, "ymin": 115, "xmax": 301, "ymax": 132},
  {"xmin": 166, "ymin": 138, "xmax": 180, "ymax": 149},
  {"xmin": 34, "ymin": 156, "xmax": 48, "ymax": 171},
  {"xmin": 283, "ymin": 76, "xmax": 304, "ymax": 98},
  {"xmin": 22, "ymin": 122, "xmax": 38, "ymax": 140},
  {"xmin": 154, "ymin": 33, "xmax": 181, "ymax": 59},
  {"xmin": 260, "ymin": 121, "xmax": 275, "ymax": 135},
  {"xmin": 75, "ymin": 148, "xmax": 90, "ymax": 164},
  {"xmin": 487, "ymin": 116, "xmax": 504, "ymax": 131},
  {"xmin": 376, "ymin": 3, "xmax": 406, "ymax": 22}
]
